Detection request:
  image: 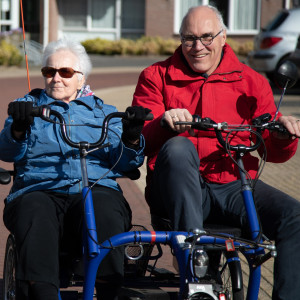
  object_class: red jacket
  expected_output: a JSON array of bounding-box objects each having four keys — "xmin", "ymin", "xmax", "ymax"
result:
[{"xmin": 132, "ymin": 44, "xmax": 298, "ymax": 202}]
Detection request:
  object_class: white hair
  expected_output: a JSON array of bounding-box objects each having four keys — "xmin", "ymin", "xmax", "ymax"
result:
[
  {"xmin": 42, "ymin": 38, "xmax": 92, "ymax": 80},
  {"xmin": 179, "ymin": 5, "xmax": 227, "ymax": 35}
]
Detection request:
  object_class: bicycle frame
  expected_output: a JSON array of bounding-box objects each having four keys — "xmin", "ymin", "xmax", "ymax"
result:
[
  {"xmin": 75, "ymin": 131, "xmax": 269, "ymax": 300},
  {"xmin": 34, "ymin": 106, "xmax": 275, "ymax": 300},
  {"xmin": 233, "ymin": 152, "xmax": 264, "ymax": 300}
]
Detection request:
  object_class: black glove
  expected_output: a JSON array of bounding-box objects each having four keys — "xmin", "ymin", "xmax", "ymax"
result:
[
  {"xmin": 8, "ymin": 101, "xmax": 34, "ymax": 133},
  {"xmin": 122, "ymin": 106, "xmax": 151, "ymax": 147}
]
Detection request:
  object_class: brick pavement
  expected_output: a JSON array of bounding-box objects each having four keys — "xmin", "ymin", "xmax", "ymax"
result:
[{"xmin": 0, "ymin": 62, "xmax": 299, "ymax": 299}]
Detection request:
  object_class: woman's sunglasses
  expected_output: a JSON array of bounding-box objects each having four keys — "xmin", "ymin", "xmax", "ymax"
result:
[{"xmin": 41, "ymin": 67, "xmax": 83, "ymax": 78}]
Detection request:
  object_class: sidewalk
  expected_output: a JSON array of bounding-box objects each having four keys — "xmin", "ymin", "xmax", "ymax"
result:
[{"xmin": 0, "ymin": 57, "xmax": 299, "ymax": 299}]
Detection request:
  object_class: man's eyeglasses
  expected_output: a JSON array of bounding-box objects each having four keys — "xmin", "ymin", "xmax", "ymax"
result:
[
  {"xmin": 181, "ymin": 30, "xmax": 223, "ymax": 47},
  {"xmin": 41, "ymin": 67, "xmax": 83, "ymax": 78}
]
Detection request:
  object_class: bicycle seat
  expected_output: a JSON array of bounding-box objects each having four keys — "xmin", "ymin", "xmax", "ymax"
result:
[{"xmin": 151, "ymin": 214, "xmax": 242, "ymax": 237}]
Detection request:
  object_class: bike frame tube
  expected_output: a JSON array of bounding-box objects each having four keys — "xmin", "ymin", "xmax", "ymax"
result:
[
  {"xmin": 170, "ymin": 233, "xmax": 193, "ymax": 297},
  {"xmin": 246, "ymin": 262, "xmax": 261, "ymax": 300},
  {"xmin": 82, "ymin": 230, "xmax": 251, "ymax": 299},
  {"xmin": 80, "ymin": 153, "xmax": 99, "ymax": 258},
  {"xmin": 82, "ymin": 186, "xmax": 99, "ymax": 257},
  {"xmin": 236, "ymin": 154, "xmax": 264, "ymax": 300},
  {"xmin": 236, "ymin": 155, "xmax": 261, "ymax": 242},
  {"xmin": 80, "ymin": 151, "xmax": 102, "ymax": 300}
]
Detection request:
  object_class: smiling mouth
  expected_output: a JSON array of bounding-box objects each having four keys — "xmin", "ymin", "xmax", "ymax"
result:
[{"xmin": 193, "ymin": 53, "xmax": 208, "ymax": 59}]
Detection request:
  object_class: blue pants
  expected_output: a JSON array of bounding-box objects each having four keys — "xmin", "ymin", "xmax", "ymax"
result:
[{"xmin": 150, "ymin": 136, "xmax": 300, "ymax": 300}]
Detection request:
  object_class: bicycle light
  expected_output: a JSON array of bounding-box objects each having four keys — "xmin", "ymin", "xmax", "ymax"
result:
[{"xmin": 192, "ymin": 248, "xmax": 209, "ymax": 278}]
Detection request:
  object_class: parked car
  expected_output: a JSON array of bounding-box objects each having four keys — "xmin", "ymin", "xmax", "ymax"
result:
[
  {"xmin": 288, "ymin": 35, "xmax": 300, "ymax": 77},
  {"xmin": 248, "ymin": 8, "xmax": 300, "ymax": 81}
]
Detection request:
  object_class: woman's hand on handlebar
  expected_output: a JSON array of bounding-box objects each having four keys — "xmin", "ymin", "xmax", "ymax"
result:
[
  {"xmin": 122, "ymin": 106, "xmax": 152, "ymax": 147},
  {"xmin": 161, "ymin": 108, "xmax": 195, "ymax": 136},
  {"xmin": 276, "ymin": 116, "xmax": 300, "ymax": 139},
  {"xmin": 8, "ymin": 101, "xmax": 34, "ymax": 139}
]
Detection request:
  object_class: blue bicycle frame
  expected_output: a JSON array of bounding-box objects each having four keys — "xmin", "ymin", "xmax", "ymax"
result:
[
  {"xmin": 73, "ymin": 123, "xmax": 271, "ymax": 300},
  {"xmin": 235, "ymin": 153, "xmax": 264, "ymax": 300},
  {"xmin": 34, "ymin": 106, "xmax": 274, "ymax": 300}
]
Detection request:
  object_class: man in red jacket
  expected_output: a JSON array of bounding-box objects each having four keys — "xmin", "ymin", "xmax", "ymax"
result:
[{"xmin": 132, "ymin": 5, "xmax": 300, "ymax": 300}]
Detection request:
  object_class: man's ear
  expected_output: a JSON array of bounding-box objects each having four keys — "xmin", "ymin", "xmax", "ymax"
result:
[{"xmin": 221, "ymin": 30, "xmax": 227, "ymax": 46}]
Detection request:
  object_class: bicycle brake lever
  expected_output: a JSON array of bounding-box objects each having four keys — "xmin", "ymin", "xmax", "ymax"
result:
[{"xmin": 251, "ymin": 113, "xmax": 272, "ymax": 126}]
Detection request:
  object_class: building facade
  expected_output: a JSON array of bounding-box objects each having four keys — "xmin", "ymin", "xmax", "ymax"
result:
[{"xmin": 1, "ymin": 0, "xmax": 299, "ymax": 47}]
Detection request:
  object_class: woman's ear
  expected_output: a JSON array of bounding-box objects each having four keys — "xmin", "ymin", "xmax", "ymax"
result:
[{"xmin": 78, "ymin": 74, "xmax": 85, "ymax": 90}]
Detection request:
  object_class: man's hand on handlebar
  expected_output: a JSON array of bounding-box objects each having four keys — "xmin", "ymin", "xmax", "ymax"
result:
[
  {"xmin": 276, "ymin": 116, "xmax": 300, "ymax": 139},
  {"xmin": 161, "ymin": 108, "xmax": 195, "ymax": 136}
]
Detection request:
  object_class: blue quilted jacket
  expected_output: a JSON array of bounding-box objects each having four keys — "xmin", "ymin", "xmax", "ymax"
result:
[{"xmin": 0, "ymin": 90, "xmax": 145, "ymax": 203}]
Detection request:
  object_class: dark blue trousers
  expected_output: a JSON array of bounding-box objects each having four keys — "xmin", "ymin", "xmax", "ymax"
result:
[{"xmin": 151, "ymin": 136, "xmax": 300, "ymax": 300}]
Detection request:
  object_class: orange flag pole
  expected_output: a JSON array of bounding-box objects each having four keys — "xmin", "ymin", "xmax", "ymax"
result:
[{"xmin": 19, "ymin": 0, "xmax": 31, "ymax": 92}]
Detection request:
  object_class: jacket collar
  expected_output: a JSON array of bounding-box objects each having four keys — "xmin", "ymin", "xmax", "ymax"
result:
[
  {"xmin": 168, "ymin": 43, "xmax": 244, "ymax": 81},
  {"xmin": 37, "ymin": 90, "xmax": 102, "ymax": 110}
]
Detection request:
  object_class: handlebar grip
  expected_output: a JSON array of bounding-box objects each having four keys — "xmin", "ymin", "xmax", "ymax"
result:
[
  {"xmin": 31, "ymin": 106, "xmax": 43, "ymax": 117},
  {"xmin": 31, "ymin": 105, "xmax": 52, "ymax": 121},
  {"xmin": 268, "ymin": 121, "xmax": 289, "ymax": 135}
]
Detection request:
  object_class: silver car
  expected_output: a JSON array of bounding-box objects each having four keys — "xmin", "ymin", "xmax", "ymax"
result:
[
  {"xmin": 288, "ymin": 35, "xmax": 300, "ymax": 77},
  {"xmin": 248, "ymin": 8, "xmax": 300, "ymax": 81}
]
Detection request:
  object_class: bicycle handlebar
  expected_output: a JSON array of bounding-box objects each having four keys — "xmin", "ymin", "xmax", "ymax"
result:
[
  {"xmin": 31, "ymin": 105, "xmax": 153, "ymax": 150},
  {"xmin": 175, "ymin": 113, "xmax": 293, "ymax": 154}
]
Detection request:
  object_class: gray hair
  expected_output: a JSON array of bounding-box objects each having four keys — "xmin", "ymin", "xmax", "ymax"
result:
[
  {"xmin": 42, "ymin": 38, "xmax": 92, "ymax": 80},
  {"xmin": 179, "ymin": 5, "xmax": 227, "ymax": 36}
]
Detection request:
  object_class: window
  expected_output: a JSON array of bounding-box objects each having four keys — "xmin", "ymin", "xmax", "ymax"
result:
[
  {"xmin": 91, "ymin": 0, "xmax": 115, "ymax": 29},
  {"xmin": 0, "ymin": 0, "xmax": 17, "ymax": 32},
  {"xmin": 58, "ymin": 1, "xmax": 87, "ymax": 28},
  {"xmin": 174, "ymin": 0, "xmax": 261, "ymax": 35},
  {"xmin": 1, "ymin": 0, "xmax": 11, "ymax": 22},
  {"xmin": 121, "ymin": 0, "xmax": 145, "ymax": 39},
  {"xmin": 58, "ymin": 0, "xmax": 145, "ymax": 40},
  {"xmin": 178, "ymin": 0, "xmax": 203, "ymax": 23},
  {"xmin": 230, "ymin": 0, "xmax": 258, "ymax": 31}
]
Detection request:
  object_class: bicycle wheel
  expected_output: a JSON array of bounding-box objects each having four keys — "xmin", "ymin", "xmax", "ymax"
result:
[
  {"xmin": 3, "ymin": 234, "xmax": 17, "ymax": 300},
  {"xmin": 220, "ymin": 251, "xmax": 244, "ymax": 300}
]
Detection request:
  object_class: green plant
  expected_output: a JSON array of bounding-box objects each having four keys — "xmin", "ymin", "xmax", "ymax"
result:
[
  {"xmin": 82, "ymin": 36, "xmax": 180, "ymax": 56},
  {"xmin": 0, "ymin": 40, "xmax": 23, "ymax": 66}
]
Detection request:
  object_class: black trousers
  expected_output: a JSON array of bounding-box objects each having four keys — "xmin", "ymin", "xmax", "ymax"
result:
[
  {"xmin": 151, "ymin": 136, "xmax": 300, "ymax": 300},
  {"xmin": 3, "ymin": 186, "xmax": 132, "ymax": 289}
]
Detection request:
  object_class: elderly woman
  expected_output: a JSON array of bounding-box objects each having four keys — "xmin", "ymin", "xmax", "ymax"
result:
[{"xmin": 0, "ymin": 38, "xmax": 148, "ymax": 300}]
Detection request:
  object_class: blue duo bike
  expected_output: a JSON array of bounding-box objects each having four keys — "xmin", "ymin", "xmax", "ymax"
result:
[{"xmin": 2, "ymin": 60, "xmax": 299, "ymax": 300}]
